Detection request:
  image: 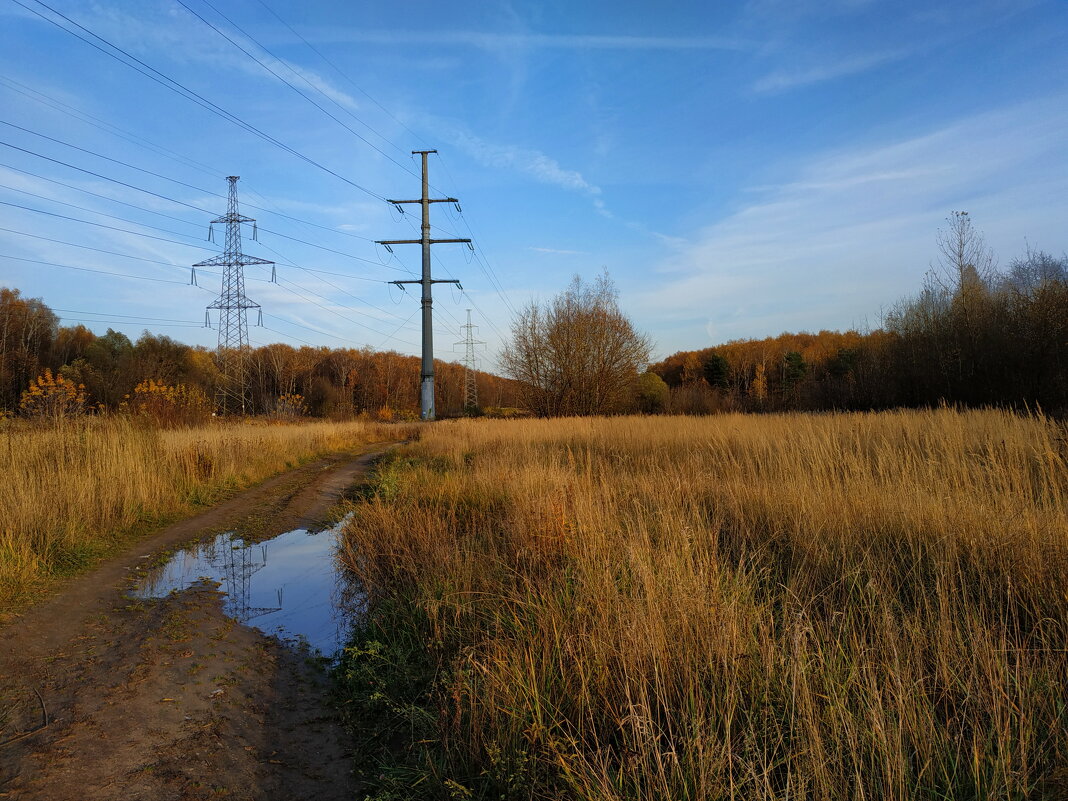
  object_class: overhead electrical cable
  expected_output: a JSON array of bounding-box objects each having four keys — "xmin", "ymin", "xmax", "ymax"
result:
[
  {"xmin": 0, "ymin": 229, "xmax": 206, "ymax": 271},
  {"xmin": 58, "ymin": 319, "xmax": 203, "ymax": 328},
  {"xmin": 12, "ymin": 0, "xmax": 390, "ymax": 202},
  {"xmin": 0, "ymin": 182, "xmax": 209, "ymax": 242},
  {"xmin": 0, "ymin": 85, "xmax": 380, "ymax": 246},
  {"xmin": 252, "ymin": 0, "xmax": 427, "ymax": 156},
  {"xmin": 0, "ymin": 136, "xmax": 403, "ymax": 270},
  {"xmin": 51, "ymin": 307, "xmax": 204, "ymax": 324},
  {"xmin": 0, "ymin": 253, "xmax": 192, "ymax": 285},
  {"xmin": 0, "ymin": 75, "xmax": 221, "ymax": 180},
  {"xmin": 0, "ymin": 198, "xmax": 216, "ymax": 251},
  {"xmin": 176, "ymin": 0, "xmax": 421, "ymax": 182}
]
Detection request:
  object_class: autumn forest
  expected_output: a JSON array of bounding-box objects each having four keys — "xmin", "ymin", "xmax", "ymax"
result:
[{"xmin": 1, "ymin": 213, "xmax": 1066, "ymax": 421}]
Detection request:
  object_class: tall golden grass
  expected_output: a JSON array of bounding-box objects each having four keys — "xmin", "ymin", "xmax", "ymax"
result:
[
  {"xmin": 0, "ymin": 417, "xmax": 409, "ymax": 610},
  {"xmin": 340, "ymin": 409, "xmax": 1068, "ymax": 800}
]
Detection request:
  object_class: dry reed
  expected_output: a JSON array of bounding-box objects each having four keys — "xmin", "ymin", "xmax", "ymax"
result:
[
  {"xmin": 0, "ymin": 416, "xmax": 408, "ymax": 610},
  {"xmin": 340, "ymin": 408, "xmax": 1068, "ymax": 800}
]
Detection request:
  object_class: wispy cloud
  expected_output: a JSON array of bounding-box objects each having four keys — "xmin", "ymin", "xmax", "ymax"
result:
[
  {"xmin": 637, "ymin": 95, "xmax": 1068, "ymax": 347},
  {"xmin": 302, "ymin": 30, "xmax": 752, "ymax": 52},
  {"xmin": 530, "ymin": 246, "xmax": 588, "ymax": 255},
  {"xmin": 426, "ymin": 117, "xmax": 602, "ymax": 197},
  {"xmin": 753, "ymin": 49, "xmax": 906, "ymax": 93},
  {"xmin": 20, "ymin": 2, "xmax": 366, "ymax": 114}
]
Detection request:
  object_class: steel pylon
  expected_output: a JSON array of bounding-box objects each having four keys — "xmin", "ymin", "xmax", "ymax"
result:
[
  {"xmin": 195, "ymin": 176, "xmax": 273, "ymax": 415},
  {"xmin": 455, "ymin": 308, "xmax": 484, "ymax": 412}
]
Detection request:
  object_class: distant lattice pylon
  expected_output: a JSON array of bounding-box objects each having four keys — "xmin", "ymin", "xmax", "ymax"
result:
[
  {"xmin": 455, "ymin": 308, "xmax": 484, "ymax": 412},
  {"xmin": 194, "ymin": 176, "xmax": 273, "ymax": 415}
]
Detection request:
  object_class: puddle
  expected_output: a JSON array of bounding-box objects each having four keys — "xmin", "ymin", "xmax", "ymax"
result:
[{"xmin": 132, "ymin": 515, "xmax": 362, "ymax": 657}]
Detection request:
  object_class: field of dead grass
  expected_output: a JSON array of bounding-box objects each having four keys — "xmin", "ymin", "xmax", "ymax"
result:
[
  {"xmin": 338, "ymin": 409, "xmax": 1068, "ymax": 800},
  {"xmin": 0, "ymin": 417, "xmax": 409, "ymax": 610}
]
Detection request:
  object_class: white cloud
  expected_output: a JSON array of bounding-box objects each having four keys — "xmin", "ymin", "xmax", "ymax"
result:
[
  {"xmin": 426, "ymin": 117, "xmax": 601, "ymax": 196},
  {"xmin": 530, "ymin": 246, "xmax": 587, "ymax": 255},
  {"xmin": 637, "ymin": 95, "xmax": 1068, "ymax": 347},
  {"xmin": 22, "ymin": 2, "xmax": 365, "ymax": 115},
  {"xmin": 301, "ymin": 30, "xmax": 752, "ymax": 52},
  {"xmin": 753, "ymin": 49, "xmax": 906, "ymax": 93}
]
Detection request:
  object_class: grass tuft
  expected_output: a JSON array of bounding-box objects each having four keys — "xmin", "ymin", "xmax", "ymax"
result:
[
  {"xmin": 337, "ymin": 408, "xmax": 1068, "ymax": 800},
  {"xmin": 0, "ymin": 416, "xmax": 416, "ymax": 611}
]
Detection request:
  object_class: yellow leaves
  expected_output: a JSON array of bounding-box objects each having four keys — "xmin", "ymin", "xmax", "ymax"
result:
[
  {"xmin": 272, "ymin": 393, "xmax": 307, "ymax": 419},
  {"xmin": 128, "ymin": 378, "xmax": 212, "ymax": 427},
  {"xmin": 18, "ymin": 369, "xmax": 87, "ymax": 420}
]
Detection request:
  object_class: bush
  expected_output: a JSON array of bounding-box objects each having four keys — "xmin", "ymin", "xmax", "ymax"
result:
[
  {"xmin": 19, "ymin": 369, "xmax": 87, "ymax": 421},
  {"xmin": 126, "ymin": 379, "xmax": 212, "ymax": 427},
  {"xmin": 271, "ymin": 393, "xmax": 308, "ymax": 420}
]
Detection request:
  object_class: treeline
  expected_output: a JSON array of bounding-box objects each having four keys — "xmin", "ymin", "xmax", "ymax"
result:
[
  {"xmin": 0, "ymin": 287, "xmax": 519, "ymax": 418},
  {"xmin": 653, "ymin": 215, "xmax": 1067, "ymax": 414}
]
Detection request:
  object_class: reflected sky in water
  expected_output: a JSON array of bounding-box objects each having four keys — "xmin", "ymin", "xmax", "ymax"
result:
[{"xmin": 133, "ymin": 515, "xmax": 362, "ymax": 657}]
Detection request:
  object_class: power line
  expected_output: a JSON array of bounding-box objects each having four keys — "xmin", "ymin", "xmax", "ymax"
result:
[
  {"xmin": 0, "ymin": 198, "xmax": 215, "ymax": 251},
  {"xmin": 0, "ymin": 192, "xmax": 420, "ymax": 336},
  {"xmin": 0, "ymin": 135, "xmax": 403, "ymax": 269},
  {"xmin": 272, "ymin": 276, "xmax": 421, "ymax": 346},
  {"xmin": 0, "ymin": 161, "xmax": 208, "ymax": 230},
  {"xmin": 0, "ymin": 181, "xmax": 209, "ymax": 243},
  {"xmin": 0, "ymin": 80, "xmax": 382, "ymax": 246},
  {"xmin": 51, "ymin": 307, "xmax": 204, "ymax": 324},
  {"xmin": 57, "ymin": 317, "xmax": 204, "ymax": 329},
  {"xmin": 12, "ymin": 0, "xmax": 391, "ymax": 203},
  {"xmin": 0, "ymin": 229, "xmax": 205, "ymax": 271},
  {"xmin": 0, "ymin": 74, "xmax": 223, "ymax": 180},
  {"xmin": 177, "ymin": 0, "xmax": 421, "ymax": 182},
  {"xmin": 252, "ymin": 0, "xmax": 428, "ymax": 154},
  {"xmin": 255, "ymin": 240, "xmax": 416, "ymax": 323},
  {"xmin": 0, "ymin": 253, "xmax": 191, "ymax": 285},
  {"xmin": 432, "ymin": 151, "xmax": 518, "ymax": 317},
  {"xmin": 0, "ymin": 119, "xmax": 219, "ymax": 203},
  {"xmin": 376, "ymin": 307, "xmax": 420, "ymax": 350}
]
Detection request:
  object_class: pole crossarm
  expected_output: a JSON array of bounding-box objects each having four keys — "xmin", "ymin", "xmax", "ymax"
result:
[
  {"xmin": 376, "ymin": 239, "xmax": 472, "ymax": 246},
  {"xmin": 193, "ymin": 254, "xmax": 274, "ymax": 268},
  {"xmin": 389, "ymin": 279, "xmax": 462, "ymax": 288},
  {"xmin": 387, "ymin": 198, "xmax": 459, "ymax": 205}
]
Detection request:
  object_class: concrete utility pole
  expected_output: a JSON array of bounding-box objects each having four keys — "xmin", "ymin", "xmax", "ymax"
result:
[
  {"xmin": 194, "ymin": 176, "xmax": 274, "ymax": 415},
  {"xmin": 376, "ymin": 150, "xmax": 470, "ymax": 421},
  {"xmin": 455, "ymin": 308, "xmax": 484, "ymax": 412}
]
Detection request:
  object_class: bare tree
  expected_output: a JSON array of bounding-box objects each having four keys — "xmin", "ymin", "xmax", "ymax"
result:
[
  {"xmin": 501, "ymin": 271, "xmax": 652, "ymax": 417},
  {"xmin": 933, "ymin": 211, "xmax": 997, "ymax": 292}
]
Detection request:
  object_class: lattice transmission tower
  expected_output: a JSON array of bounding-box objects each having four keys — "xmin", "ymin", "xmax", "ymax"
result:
[
  {"xmin": 455, "ymin": 309, "xmax": 484, "ymax": 412},
  {"xmin": 194, "ymin": 176, "xmax": 273, "ymax": 415},
  {"xmin": 219, "ymin": 541, "xmax": 282, "ymax": 623}
]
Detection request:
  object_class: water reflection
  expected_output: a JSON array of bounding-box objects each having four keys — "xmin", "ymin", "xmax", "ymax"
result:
[{"xmin": 133, "ymin": 514, "xmax": 362, "ymax": 657}]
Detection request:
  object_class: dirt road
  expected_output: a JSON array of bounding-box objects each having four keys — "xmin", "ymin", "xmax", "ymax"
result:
[{"xmin": 0, "ymin": 445, "xmax": 391, "ymax": 800}]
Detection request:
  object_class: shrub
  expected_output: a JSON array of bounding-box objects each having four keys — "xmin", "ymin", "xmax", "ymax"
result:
[
  {"xmin": 19, "ymin": 369, "xmax": 87, "ymax": 421},
  {"xmin": 126, "ymin": 379, "xmax": 212, "ymax": 427},
  {"xmin": 272, "ymin": 393, "xmax": 308, "ymax": 420}
]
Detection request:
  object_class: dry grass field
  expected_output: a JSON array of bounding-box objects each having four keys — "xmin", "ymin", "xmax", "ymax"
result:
[
  {"xmin": 339, "ymin": 409, "xmax": 1068, "ymax": 800},
  {"xmin": 0, "ymin": 417, "xmax": 406, "ymax": 610}
]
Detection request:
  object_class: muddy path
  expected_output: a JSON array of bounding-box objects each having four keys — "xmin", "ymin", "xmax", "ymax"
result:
[{"xmin": 0, "ymin": 444, "xmax": 394, "ymax": 800}]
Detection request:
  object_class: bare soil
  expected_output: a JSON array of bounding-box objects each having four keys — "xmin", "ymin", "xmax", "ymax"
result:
[{"xmin": 0, "ymin": 445, "xmax": 392, "ymax": 800}]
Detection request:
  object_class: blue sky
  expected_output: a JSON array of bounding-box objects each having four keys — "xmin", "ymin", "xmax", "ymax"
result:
[{"xmin": 0, "ymin": 0, "xmax": 1065, "ymax": 367}]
